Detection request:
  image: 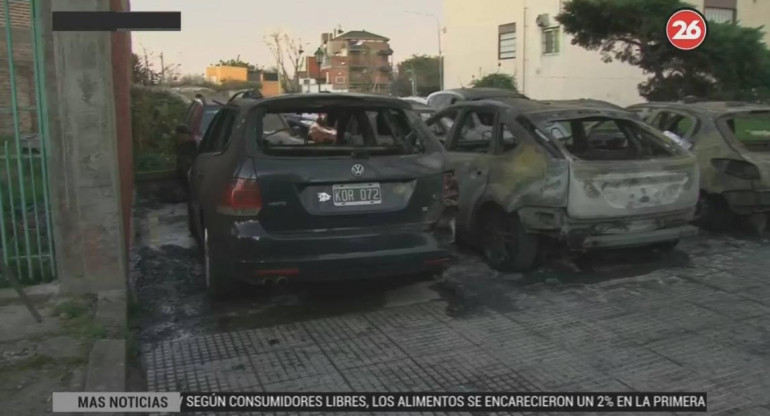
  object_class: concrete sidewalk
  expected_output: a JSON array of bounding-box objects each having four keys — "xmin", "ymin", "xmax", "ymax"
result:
[{"xmin": 142, "ymin": 236, "xmax": 770, "ymax": 416}]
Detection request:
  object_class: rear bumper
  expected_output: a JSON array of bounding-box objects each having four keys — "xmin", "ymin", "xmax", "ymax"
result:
[
  {"xmin": 519, "ymin": 206, "xmax": 697, "ymax": 250},
  {"xmin": 723, "ymin": 190, "xmax": 770, "ymax": 214},
  {"xmin": 210, "ymin": 218, "xmax": 455, "ymax": 283},
  {"xmin": 578, "ymin": 225, "xmax": 698, "ymax": 249}
]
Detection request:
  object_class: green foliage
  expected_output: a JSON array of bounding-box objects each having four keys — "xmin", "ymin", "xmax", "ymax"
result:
[
  {"xmin": 131, "ymin": 86, "xmax": 188, "ymax": 172},
  {"xmin": 392, "ymin": 54, "xmax": 441, "ymax": 97},
  {"xmin": 215, "ymin": 55, "xmax": 259, "ymax": 71},
  {"xmin": 471, "ymin": 73, "xmax": 518, "ymax": 90},
  {"xmin": 132, "ymin": 53, "xmax": 159, "ymax": 86},
  {"xmin": 556, "ymin": 0, "xmax": 770, "ymax": 101},
  {"xmin": 54, "ymin": 296, "xmax": 107, "ymax": 340}
]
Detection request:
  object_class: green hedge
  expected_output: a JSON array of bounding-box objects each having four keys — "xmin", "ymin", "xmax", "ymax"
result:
[{"xmin": 131, "ymin": 86, "xmax": 188, "ymax": 173}]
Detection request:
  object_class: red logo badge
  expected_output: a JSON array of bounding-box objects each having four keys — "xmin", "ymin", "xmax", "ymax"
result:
[{"xmin": 666, "ymin": 8, "xmax": 708, "ymax": 50}]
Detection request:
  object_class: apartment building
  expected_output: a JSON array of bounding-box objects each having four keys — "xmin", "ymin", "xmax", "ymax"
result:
[
  {"xmin": 316, "ymin": 30, "xmax": 394, "ymax": 94},
  {"xmin": 443, "ymin": 0, "xmax": 770, "ymax": 106}
]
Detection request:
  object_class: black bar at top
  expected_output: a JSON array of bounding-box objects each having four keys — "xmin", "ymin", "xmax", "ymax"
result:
[{"xmin": 52, "ymin": 11, "xmax": 181, "ymax": 32}]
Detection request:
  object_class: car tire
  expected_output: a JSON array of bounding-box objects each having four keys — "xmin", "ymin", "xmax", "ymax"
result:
[
  {"xmin": 203, "ymin": 227, "xmax": 235, "ymax": 300},
  {"xmin": 479, "ymin": 208, "xmax": 539, "ymax": 272},
  {"xmin": 696, "ymin": 193, "xmax": 735, "ymax": 231}
]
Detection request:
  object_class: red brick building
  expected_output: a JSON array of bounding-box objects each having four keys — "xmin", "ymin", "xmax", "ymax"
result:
[
  {"xmin": 317, "ymin": 30, "xmax": 393, "ymax": 94},
  {"xmin": 0, "ymin": 0, "xmax": 37, "ymax": 135}
]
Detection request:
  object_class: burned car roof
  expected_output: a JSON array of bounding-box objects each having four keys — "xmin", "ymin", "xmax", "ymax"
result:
[
  {"xmin": 436, "ymin": 88, "xmax": 529, "ymax": 100},
  {"xmin": 629, "ymin": 101, "xmax": 770, "ymax": 116},
  {"xmin": 540, "ymin": 99, "xmax": 629, "ymax": 112},
  {"xmin": 473, "ymin": 98, "xmax": 638, "ymax": 120},
  {"xmin": 232, "ymin": 93, "xmax": 413, "ymax": 110}
]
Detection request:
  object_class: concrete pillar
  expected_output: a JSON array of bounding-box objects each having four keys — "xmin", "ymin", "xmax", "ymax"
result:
[{"xmin": 42, "ymin": 0, "xmax": 127, "ymax": 293}]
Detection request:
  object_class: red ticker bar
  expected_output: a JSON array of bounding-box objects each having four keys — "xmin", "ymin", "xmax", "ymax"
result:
[{"xmin": 52, "ymin": 11, "xmax": 181, "ymax": 32}]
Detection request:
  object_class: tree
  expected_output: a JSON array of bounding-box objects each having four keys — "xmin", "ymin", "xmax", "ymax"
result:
[
  {"xmin": 215, "ymin": 55, "xmax": 259, "ymax": 71},
  {"xmin": 264, "ymin": 31, "xmax": 305, "ymax": 93},
  {"xmin": 132, "ymin": 52, "xmax": 159, "ymax": 86},
  {"xmin": 556, "ymin": 0, "xmax": 770, "ymax": 101},
  {"xmin": 392, "ymin": 55, "xmax": 441, "ymax": 97},
  {"xmin": 471, "ymin": 73, "xmax": 517, "ymax": 90}
]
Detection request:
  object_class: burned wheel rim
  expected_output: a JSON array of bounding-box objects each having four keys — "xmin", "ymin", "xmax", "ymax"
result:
[
  {"xmin": 204, "ymin": 228, "xmax": 211, "ymax": 288},
  {"xmin": 481, "ymin": 213, "xmax": 515, "ymax": 266}
]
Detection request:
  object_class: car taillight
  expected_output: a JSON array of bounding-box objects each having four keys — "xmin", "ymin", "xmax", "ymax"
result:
[
  {"xmin": 217, "ymin": 178, "xmax": 263, "ymax": 216},
  {"xmin": 442, "ymin": 171, "xmax": 459, "ymax": 206},
  {"xmin": 711, "ymin": 158, "xmax": 761, "ymax": 180}
]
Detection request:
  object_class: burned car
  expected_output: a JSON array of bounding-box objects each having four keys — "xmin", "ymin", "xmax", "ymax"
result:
[
  {"xmin": 187, "ymin": 93, "xmax": 457, "ymax": 298},
  {"xmin": 427, "ymin": 88, "xmax": 529, "ymax": 111},
  {"xmin": 426, "ymin": 99, "xmax": 699, "ymax": 271},
  {"xmin": 629, "ymin": 101, "xmax": 770, "ymax": 230}
]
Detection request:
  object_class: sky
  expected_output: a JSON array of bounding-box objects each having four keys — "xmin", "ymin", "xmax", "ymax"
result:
[{"xmin": 131, "ymin": 0, "xmax": 444, "ymax": 76}]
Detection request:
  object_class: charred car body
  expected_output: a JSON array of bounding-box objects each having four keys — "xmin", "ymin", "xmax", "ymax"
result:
[
  {"xmin": 187, "ymin": 93, "xmax": 457, "ymax": 297},
  {"xmin": 427, "ymin": 88, "xmax": 529, "ymax": 111},
  {"xmin": 427, "ymin": 98, "xmax": 699, "ymax": 271},
  {"xmin": 629, "ymin": 101, "xmax": 770, "ymax": 230}
]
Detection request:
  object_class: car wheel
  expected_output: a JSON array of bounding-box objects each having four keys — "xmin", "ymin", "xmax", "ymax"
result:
[
  {"xmin": 479, "ymin": 208, "xmax": 538, "ymax": 272},
  {"xmin": 203, "ymin": 227, "xmax": 234, "ymax": 299},
  {"xmin": 695, "ymin": 193, "xmax": 735, "ymax": 231}
]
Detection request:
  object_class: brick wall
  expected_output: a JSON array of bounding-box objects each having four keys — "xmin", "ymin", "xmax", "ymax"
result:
[{"xmin": 0, "ymin": 0, "xmax": 37, "ymax": 135}]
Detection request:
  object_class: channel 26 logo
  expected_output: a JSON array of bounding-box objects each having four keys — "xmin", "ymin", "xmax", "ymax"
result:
[{"xmin": 666, "ymin": 8, "xmax": 708, "ymax": 50}]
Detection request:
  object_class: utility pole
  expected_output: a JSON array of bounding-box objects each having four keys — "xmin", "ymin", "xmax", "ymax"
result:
[
  {"xmin": 160, "ymin": 52, "xmax": 165, "ymax": 85},
  {"xmin": 437, "ymin": 19, "xmax": 443, "ymax": 90},
  {"xmin": 410, "ymin": 62, "xmax": 417, "ymax": 96},
  {"xmin": 405, "ymin": 11, "xmax": 443, "ymax": 90}
]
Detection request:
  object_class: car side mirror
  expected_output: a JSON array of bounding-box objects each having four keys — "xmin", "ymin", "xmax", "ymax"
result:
[{"xmin": 291, "ymin": 125, "xmax": 303, "ymax": 136}]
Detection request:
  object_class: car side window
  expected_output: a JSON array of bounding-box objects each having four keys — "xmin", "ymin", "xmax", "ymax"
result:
[
  {"xmin": 663, "ymin": 112, "xmax": 697, "ymax": 139},
  {"xmin": 427, "ymin": 109, "xmax": 459, "ymax": 141},
  {"xmin": 449, "ymin": 109, "xmax": 495, "ymax": 153},
  {"xmin": 199, "ymin": 110, "xmax": 227, "ymax": 153},
  {"xmin": 500, "ymin": 123, "xmax": 519, "ymax": 152},
  {"xmin": 211, "ymin": 109, "xmax": 236, "ymax": 152}
]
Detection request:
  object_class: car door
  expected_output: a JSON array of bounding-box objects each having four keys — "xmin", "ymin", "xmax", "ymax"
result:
[
  {"xmin": 189, "ymin": 109, "xmax": 232, "ymax": 225},
  {"xmin": 443, "ymin": 105, "xmax": 498, "ymax": 234}
]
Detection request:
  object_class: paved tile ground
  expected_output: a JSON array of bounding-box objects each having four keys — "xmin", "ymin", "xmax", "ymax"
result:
[{"xmin": 138, "ymin": 231, "xmax": 770, "ymax": 416}]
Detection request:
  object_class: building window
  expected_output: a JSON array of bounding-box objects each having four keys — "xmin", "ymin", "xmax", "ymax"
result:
[
  {"xmin": 542, "ymin": 27, "xmax": 560, "ymax": 54},
  {"xmin": 498, "ymin": 23, "xmax": 516, "ymax": 60},
  {"xmin": 335, "ymin": 76, "xmax": 345, "ymax": 84},
  {"xmin": 704, "ymin": 7, "xmax": 735, "ymax": 23}
]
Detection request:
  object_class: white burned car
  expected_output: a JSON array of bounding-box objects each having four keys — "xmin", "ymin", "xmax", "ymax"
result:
[{"xmin": 426, "ymin": 98, "xmax": 699, "ymax": 271}]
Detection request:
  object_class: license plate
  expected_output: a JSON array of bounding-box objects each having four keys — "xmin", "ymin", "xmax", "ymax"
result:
[{"xmin": 332, "ymin": 183, "xmax": 382, "ymax": 206}]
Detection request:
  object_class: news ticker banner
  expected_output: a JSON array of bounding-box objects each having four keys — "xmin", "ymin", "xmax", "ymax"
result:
[{"xmin": 53, "ymin": 392, "xmax": 707, "ymax": 413}]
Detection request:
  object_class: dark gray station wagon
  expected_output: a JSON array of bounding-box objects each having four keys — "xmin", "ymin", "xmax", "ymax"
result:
[{"xmin": 187, "ymin": 94, "xmax": 457, "ymax": 298}]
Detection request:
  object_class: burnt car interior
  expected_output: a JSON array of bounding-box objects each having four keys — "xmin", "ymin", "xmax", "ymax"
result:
[
  {"xmin": 542, "ymin": 116, "xmax": 685, "ymax": 161},
  {"xmin": 722, "ymin": 111, "xmax": 770, "ymax": 151},
  {"xmin": 258, "ymin": 106, "xmax": 427, "ymax": 157}
]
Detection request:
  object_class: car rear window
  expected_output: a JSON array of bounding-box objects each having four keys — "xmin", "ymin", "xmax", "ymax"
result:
[
  {"xmin": 257, "ymin": 106, "xmax": 429, "ymax": 157},
  {"xmin": 724, "ymin": 111, "xmax": 770, "ymax": 152},
  {"xmin": 536, "ymin": 116, "xmax": 686, "ymax": 161}
]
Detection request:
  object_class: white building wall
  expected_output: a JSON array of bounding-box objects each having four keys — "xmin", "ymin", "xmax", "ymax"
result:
[{"xmin": 443, "ymin": 0, "xmax": 770, "ymax": 106}]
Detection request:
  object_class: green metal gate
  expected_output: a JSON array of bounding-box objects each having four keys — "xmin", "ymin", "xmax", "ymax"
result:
[{"xmin": 0, "ymin": 0, "xmax": 54, "ymax": 285}]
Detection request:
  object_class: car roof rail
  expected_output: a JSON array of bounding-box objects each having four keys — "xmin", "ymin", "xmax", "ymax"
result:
[{"xmin": 227, "ymin": 89, "xmax": 264, "ymax": 103}]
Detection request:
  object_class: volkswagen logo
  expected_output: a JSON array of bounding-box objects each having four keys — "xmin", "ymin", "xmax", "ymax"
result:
[{"xmin": 351, "ymin": 164, "xmax": 365, "ymax": 177}]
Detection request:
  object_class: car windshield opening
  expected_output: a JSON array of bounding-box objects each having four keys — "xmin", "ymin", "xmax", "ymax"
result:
[
  {"xmin": 257, "ymin": 106, "xmax": 427, "ymax": 157},
  {"xmin": 535, "ymin": 115, "xmax": 685, "ymax": 161},
  {"xmin": 724, "ymin": 111, "xmax": 770, "ymax": 152}
]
